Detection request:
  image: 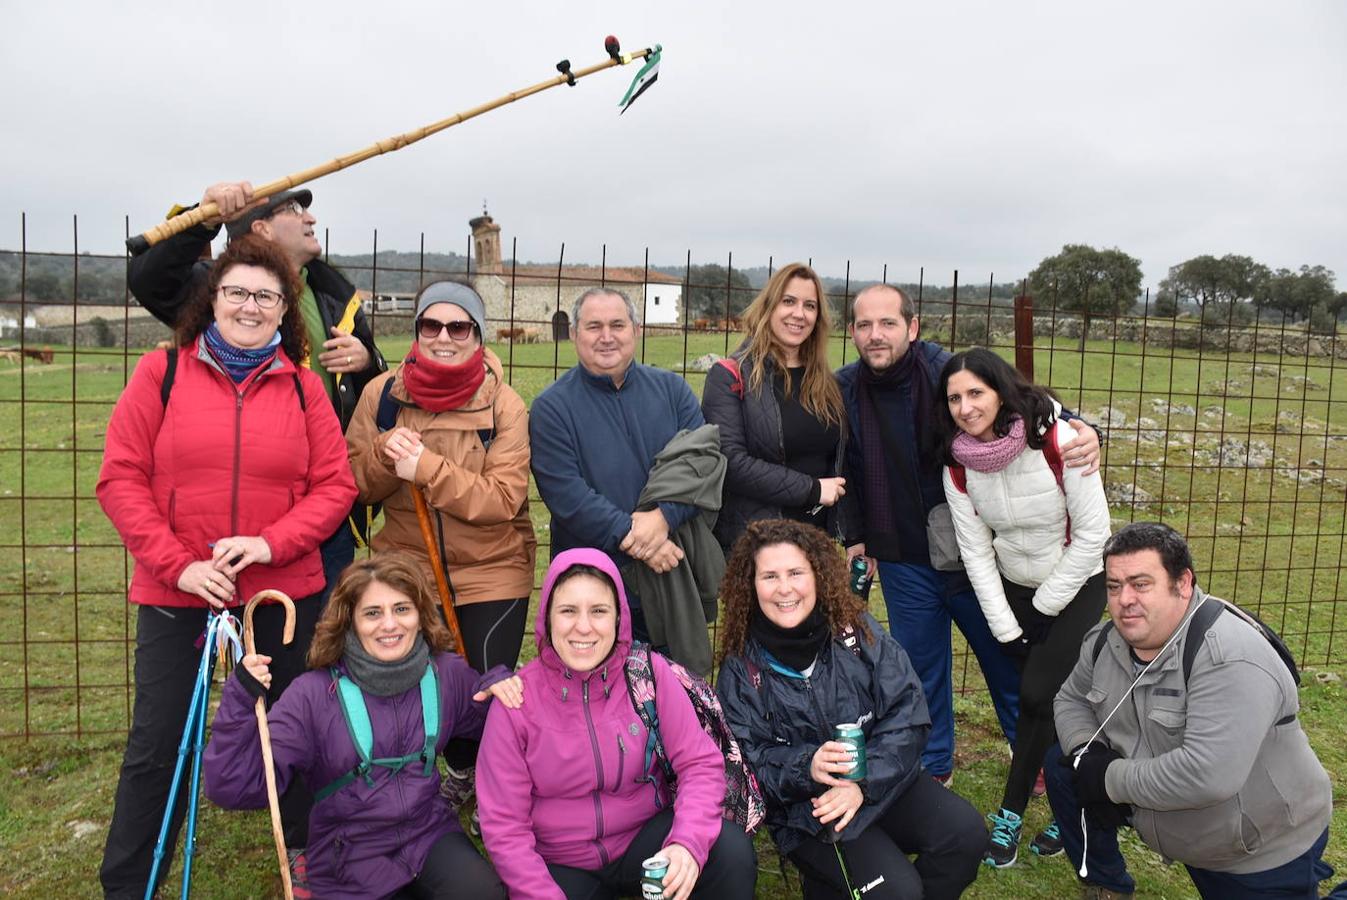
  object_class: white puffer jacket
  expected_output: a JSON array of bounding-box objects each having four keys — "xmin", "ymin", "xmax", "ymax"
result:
[{"xmin": 942, "ymin": 418, "xmax": 1111, "ymax": 642}]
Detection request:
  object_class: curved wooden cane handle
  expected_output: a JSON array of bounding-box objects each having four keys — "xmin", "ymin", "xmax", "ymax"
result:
[{"xmin": 243, "ymin": 589, "xmax": 297, "ymax": 656}]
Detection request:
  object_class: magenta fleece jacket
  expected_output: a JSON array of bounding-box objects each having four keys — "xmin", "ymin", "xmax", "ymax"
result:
[{"xmin": 477, "ymin": 548, "xmax": 726, "ymax": 899}]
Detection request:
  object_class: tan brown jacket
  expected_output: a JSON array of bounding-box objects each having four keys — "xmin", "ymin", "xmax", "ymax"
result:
[{"xmin": 346, "ymin": 348, "xmax": 535, "ymax": 605}]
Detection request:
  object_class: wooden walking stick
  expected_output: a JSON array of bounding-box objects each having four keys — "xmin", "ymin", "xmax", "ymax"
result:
[
  {"xmin": 243, "ymin": 589, "xmax": 298, "ymax": 900},
  {"xmin": 411, "ymin": 489, "xmax": 467, "ymax": 654},
  {"xmin": 127, "ymin": 37, "xmax": 658, "ymax": 253}
]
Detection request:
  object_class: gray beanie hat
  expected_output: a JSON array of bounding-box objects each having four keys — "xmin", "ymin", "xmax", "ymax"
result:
[{"xmin": 414, "ymin": 280, "xmax": 487, "ymax": 340}]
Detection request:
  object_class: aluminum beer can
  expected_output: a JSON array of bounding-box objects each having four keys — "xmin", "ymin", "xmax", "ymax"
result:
[
  {"xmin": 640, "ymin": 854, "xmax": 670, "ymax": 899},
  {"xmin": 849, "ymin": 556, "xmax": 872, "ymax": 598},
  {"xmin": 834, "ymin": 722, "xmax": 867, "ymax": 781}
]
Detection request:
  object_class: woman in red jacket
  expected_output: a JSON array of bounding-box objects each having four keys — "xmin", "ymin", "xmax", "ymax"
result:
[{"xmin": 95, "ymin": 236, "xmax": 357, "ymax": 899}]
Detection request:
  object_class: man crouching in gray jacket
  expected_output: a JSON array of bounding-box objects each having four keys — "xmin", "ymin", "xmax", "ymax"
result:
[{"xmin": 1046, "ymin": 522, "xmax": 1334, "ymax": 900}]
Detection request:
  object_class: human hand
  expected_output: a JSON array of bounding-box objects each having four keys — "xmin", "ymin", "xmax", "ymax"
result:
[
  {"xmin": 811, "ymin": 782, "xmax": 864, "ymax": 832},
  {"xmin": 643, "ymin": 539, "xmax": 685, "ymax": 574},
  {"xmin": 178, "ymin": 560, "xmax": 235, "ymax": 608},
  {"xmin": 659, "ymin": 843, "xmax": 701, "ymax": 900},
  {"xmin": 241, "ymin": 653, "xmax": 273, "ymax": 689},
  {"xmin": 211, "ymin": 536, "xmax": 272, "ymax": 577},
  {"xmin": 200, "ymin": 181, "xmax": 263, "ymax": 226},
  {"xmin": 817, "ymin": 477, "xmax": 847, "ymax": 507},
  {"xmin": 844, "ymin": 544, "xmax": 876, "ymax": 579},
  {"xmin": 999, "ymin": 636, "xmax": 1032, "ymax": 661},
  {"xmin": 1018, "ymin": 603, "xmax": 1055, "ymax": 644},
  {"xmin": 318, "ymin": 327, "xmax": 371, "ymax": 374},
  {"xmin": 382, "ymin": 427, "xmax": 424, "ymax": 481},
  {"xmin": 810, "ymin": 740, "xmax": 858, "ymax": 786},
  {"xmin": 474, "ymin": 675, "xmax": 524, "ymax": 708},
  {"xmin": 620, "ymin": 508, "xmax": 669, "ymax": 561},
  {"xmin": 1071, "ymin": 742, "xmax": 1123, "ymax": 806},
  {"xmin": 1061, "ymin": 419, "xmax": 1101, "ymax": 476},
  {"xmin": 1084, "ymin": 798, "xmax": 1133, "ymax": 831}
]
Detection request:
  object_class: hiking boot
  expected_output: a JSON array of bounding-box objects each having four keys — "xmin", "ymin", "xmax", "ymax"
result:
[
  {"xmin": 288, "ymin": 848, "xmax": 313, "ymax": 900},
  {"xmin": 441, "ymin": 764, "xmax": 476, "ymax": 811},
  {"xmin": 1079, "ymin": 885, "xmax": 1133, "ymax": 899},
  {"xmin": 1030, "ymin": 819, "xmax": 1064, "ymax": 857},
  {"xmin": 1033, "ymin": 767, "xmax": 1047, "ymax": 797},
  {"xmin": 984, "ymin": 808, "xmax": 1023, "ymax": 868},
  {"xmin": 932, "ymin": 771, "xmax": 954, "ymax": 789}
]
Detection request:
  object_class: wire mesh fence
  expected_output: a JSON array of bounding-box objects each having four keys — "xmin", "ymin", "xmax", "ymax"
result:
[{"xmin": 2, "ymin": 217, "xmax": 1344, "ymax": 739}]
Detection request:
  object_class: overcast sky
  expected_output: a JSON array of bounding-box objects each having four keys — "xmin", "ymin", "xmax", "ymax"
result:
[{"xmin": 3, "ymin": 1, "xmax": 1344, "ymax": 292}]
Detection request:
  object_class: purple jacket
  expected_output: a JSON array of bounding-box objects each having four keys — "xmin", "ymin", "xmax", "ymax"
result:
[
  {"xmin": 204, "ymin": 651, "xmax": 492, "ymax": 900},
  {"xmin": 477, "ymin": 549, "xmax": 726, "ymax": 900}
]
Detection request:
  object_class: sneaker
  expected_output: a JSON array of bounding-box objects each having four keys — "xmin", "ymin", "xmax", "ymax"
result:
[
  {"xmin": 932, "ymin": 771, "xmax": 954, "ymax": 789},
  {"xmin": 1030, "ymin": 819, "xmax": 1063, "ymax": 857},
  {"xmin": 1033, "ymin": 767, "xmax": 1047, "ymax": 797},
  {"xmin": 984, "ymin": 808, "xmax": 1023, "ymax": 868},
  {"xmin": 287, "ymin": 848, "xmax": 313, "ymax": 900},
  {"xmin": 441, "ymin": 764, "xmax": 476, "ymax": 811},
  {"xmin": 469, "ymin": 806, "xmax": 481, "ymax": 837}
]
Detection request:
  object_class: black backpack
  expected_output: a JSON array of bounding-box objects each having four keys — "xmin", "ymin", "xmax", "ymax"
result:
[{"xmin": 1091, "ymin": 594, "xmax": 1301, "ymax": 687}]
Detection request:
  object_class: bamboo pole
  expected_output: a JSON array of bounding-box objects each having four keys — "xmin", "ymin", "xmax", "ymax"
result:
[{"xmin": 127, "ymin": 45, "xmax": 653, "ymax": 253}]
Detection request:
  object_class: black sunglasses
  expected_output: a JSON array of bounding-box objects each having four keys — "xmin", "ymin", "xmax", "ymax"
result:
[{"xmin": 417, "ymin": 317, "xmax": 477, "ymax": 341}]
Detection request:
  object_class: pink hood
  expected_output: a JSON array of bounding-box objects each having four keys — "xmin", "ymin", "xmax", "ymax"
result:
[{"xmin": 534, "ymin": 547, "xmax": 634, "ymax": 684}]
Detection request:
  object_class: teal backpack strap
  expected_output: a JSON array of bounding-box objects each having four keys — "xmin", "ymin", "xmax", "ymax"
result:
[
  {"xmin": 418, "ymin": 663, "xmax": 440, "ymax": 776},
  {"xmin": 315, "ymin": 668, "xmax": 377, "ymax": 802}
]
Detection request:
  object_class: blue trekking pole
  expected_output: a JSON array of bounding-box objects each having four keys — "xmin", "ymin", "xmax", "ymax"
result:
[{"xmin": 144, "ymin": 611, "xmax": 242, "ymax": 900}]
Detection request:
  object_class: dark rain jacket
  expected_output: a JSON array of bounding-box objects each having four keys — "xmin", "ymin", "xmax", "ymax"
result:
[
  {"xmin": 128, "ymin": 221, "xmax": 385, "ymax": 429},
  {"xmin": 715, "ymin": 613, "xmax": 931, "ymax": 856},
  {"xmin": 700, "ymin": 351, "xmax": 851, "ymax": 553}
]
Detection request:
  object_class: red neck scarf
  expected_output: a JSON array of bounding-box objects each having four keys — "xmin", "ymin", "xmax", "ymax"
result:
[{"xmin": 401, "ymin": 344, "xmax": 486, "ymax": 413}]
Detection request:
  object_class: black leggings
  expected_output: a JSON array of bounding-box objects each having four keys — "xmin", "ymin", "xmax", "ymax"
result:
[
  {"xmin": 546, "ymin": 811, "xmax": 756, "ymax": 900},
  {"xmin": 1001, "ymin": 571, "xmax": 1108, "ymax": 814},
  {"xmin": 788, "ymin": 773, "xmax": 986, "ymax": 900},
  {"xmin": 391, "ymin": 830, "xmax": 506, "ymax": 899},
  {"xmin": 99, "ymin": 599, "xmax": 320, "ymax": 899},
  {"xmin": 444, "ymin": 597, "xmax": 528, "ymax": 770}
]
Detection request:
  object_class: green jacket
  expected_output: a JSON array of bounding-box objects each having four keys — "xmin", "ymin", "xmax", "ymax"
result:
[{"xmin": 622, "ymin": 424, "xmax": 726, "ymax": 676}]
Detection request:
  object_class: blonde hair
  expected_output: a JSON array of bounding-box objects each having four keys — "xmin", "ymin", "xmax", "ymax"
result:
[{"xmin": 738, "ymin": 262, "xmax": 844, "ymax": 427}]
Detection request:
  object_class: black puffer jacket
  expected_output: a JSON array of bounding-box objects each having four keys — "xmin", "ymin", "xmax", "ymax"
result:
[
  {"xmin": 715, "ymin": 613, "xmax": 931, "ymax": 856},
  {"xmin": 128, "ymin": 222, "xmax": 385, "ymax": 430},
  {"xmin": 700, "ymin": 351, "xmax": 848, "ymax": 551}
]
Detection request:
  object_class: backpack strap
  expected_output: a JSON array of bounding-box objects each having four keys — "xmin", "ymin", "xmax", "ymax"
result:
[
  {"xmin": 159, "ymin": 345, "xmax": 179, "ymax": 407},
  {"xmin": 291, "ymin": 372, "xmax": 307, "ymax": 411},
  {"xmin": 376, "ymin": 378, "xmax": 400, "ymax": 432},
  {"xmin": 715, "ymin": 357, "xmax": 745, "ymax": 399},
  {"xmin": 624, "ymin": 643, "xmax": 677, "ymax": 790},
  {"xmin": 315, "ymin": 664, "xmax": 440, "ymax": 803},
  {"xmin": 947, "ymin": 464, "xmax": 967, "ymax": 494},
  {"xmin": 1090, "ymin": 621, "xmax": 1115, "ymax": 666},
  {"xmin": 1042, "ymin": 422, "xmax": 1070, "ymax": 545},
  {"xmin": 1180, "ymin": 596, "xmax": 1225, "ymax": 685}
]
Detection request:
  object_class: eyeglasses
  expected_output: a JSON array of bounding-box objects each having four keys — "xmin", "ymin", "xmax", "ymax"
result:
[
  {"xmin": 268, "ymin": 199, "xmax": 305, "ymax": 218},
  {"xmin": 417, "ymin": 317, "xmax": 477, "ymax": 341},
  {"xmin": 218, "ymin": 285, "xmax": 284, "ymax": 309}
]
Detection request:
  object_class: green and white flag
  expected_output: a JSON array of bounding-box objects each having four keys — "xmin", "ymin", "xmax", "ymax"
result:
[{"xmin": 618, "ymin": 45, "xmax": 661, "ymax": 114}]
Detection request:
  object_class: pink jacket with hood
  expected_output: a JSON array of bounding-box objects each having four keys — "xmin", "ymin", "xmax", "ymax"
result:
[{"xmin": 477, "ymin": 548, "xmax": 726, "ymax": 899}]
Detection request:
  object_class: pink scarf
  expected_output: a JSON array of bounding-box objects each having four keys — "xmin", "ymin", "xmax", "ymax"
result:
[{"xmin": 951, "ymin": 415, "xmax": 1027, "ymax": 473}]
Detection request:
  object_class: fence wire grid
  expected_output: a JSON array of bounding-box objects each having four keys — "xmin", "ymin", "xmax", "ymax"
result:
[{"xmin": 2, "ymin": 218, "xmax": 1344, "ymax": 739}]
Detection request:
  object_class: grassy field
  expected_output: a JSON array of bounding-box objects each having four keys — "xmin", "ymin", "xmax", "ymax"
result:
[{"xmin": 1, "ymin": 330, "xmax": 1344, "ymax": 896}]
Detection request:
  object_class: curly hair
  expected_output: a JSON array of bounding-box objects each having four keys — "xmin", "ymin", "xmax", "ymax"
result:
[
  {"xmin": 307, "ymin": 553, "xmax": 455, "ymax": 668},
  {"xmin": 738, "ymin": 262, "xmax": 844, "ymax": 427},
  {"xmin": 932, "ymin": 347, "xmax": 1060, "ymax": 465},
  {"xmin": 174, "ymin": 235, "xmax": 309, "ymax": 365},
  {"xmin": 717, "ymin": 519, "xmax": 871, "ymax": 665}
]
